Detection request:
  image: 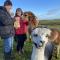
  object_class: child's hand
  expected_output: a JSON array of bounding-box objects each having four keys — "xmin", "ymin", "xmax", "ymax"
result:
[{"xmin": 14, "ymin": 17, "xmax": 20, "ymax": 29}]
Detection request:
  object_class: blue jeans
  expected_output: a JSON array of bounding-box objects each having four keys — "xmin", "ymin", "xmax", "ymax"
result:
[{"xmin": 3, "ymin": 37, "xmax": 14, "ymax": 53}]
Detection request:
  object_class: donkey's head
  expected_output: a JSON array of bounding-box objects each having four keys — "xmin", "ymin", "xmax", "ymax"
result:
[{"xmin": 31, "ymin": 27, "xmax": 51, "ymax": 48}]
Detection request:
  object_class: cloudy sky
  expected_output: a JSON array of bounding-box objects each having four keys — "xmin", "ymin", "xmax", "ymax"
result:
[{"xmin": 0, "ymin": 0, "xmax": 60, "ymax": 20}]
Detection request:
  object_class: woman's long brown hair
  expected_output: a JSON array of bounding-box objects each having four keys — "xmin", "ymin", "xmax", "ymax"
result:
[{"xmin": 24, "ymin": 11, "xmax": 38, "ymax": 28}]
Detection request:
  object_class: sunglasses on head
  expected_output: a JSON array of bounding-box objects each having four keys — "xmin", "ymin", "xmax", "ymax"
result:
[{"xmin": 24, "ymin": 14, "xmax": 28, "ymax": 16}]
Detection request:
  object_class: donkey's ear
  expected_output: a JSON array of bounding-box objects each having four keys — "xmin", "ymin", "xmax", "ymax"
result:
[
  {"xmin": 55, "ymin": 31, "xmax": 60, "ymax": 44},
  {"xmin": 48, "ymin": 30, "xmax": 57, "ymax": 41},
  {"xmin": 48, "ymin": 29, "xmax": 59, "ymax": 44},
  {"xmin": 52, "ymin": 30, "xmax": 60, "ymax": 45}
]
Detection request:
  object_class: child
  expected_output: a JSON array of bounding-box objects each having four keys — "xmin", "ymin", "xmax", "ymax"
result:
[{"xmin": 14, "ymin": 8, "xmax": 28, "ymax": 54}]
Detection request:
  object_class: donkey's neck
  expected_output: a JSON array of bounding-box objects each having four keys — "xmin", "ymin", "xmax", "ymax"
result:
[{"xmin": 31, "ymin": 46, "xmax": 45, "ymax": 60}]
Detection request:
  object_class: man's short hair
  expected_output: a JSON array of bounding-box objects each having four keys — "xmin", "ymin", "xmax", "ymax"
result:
[{"xmin": 4, "ymin": 0, "xmax": 12, "ymax": 6}]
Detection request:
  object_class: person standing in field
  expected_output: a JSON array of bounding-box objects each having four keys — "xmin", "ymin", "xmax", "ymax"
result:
[
  {"xmin": 0, "ymin": 0, "xmax": 15, "ymax": 60},
  {"xmin": 14, "ymin": 8, "xmax": 28, "ymax": 55}
]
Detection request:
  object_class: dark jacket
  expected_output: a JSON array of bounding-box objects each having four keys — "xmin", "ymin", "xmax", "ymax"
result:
[{"xmin": 0, "ymin": 6, "xmax": 15, "ymax": 38}]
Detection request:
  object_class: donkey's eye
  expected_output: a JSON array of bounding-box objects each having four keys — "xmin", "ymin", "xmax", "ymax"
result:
[
  {"xmin": 33, "ymin": 34, "xmax": 38, "ymax": 37},
  {"xmin": 46, "ymin": 34, "xmax": 48, "ymax": 37}
]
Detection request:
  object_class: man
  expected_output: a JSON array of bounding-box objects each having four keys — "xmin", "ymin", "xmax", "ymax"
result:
[{"xmin": 0, "ymin": 0, "xmax": 15, "ymax": 60}]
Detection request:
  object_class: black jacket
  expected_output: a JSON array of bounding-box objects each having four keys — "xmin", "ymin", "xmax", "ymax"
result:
[{"xmin": 0, "ymin": 6, "xmax": 15, "ymax": 38}]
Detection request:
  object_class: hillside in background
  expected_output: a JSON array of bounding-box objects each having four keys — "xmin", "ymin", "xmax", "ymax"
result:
[{"xmin": 39, "ymin": 19, "xmax": 60, "ymax": 25}]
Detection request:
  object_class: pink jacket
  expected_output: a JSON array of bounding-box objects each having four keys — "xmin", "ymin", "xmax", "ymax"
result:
[{"xmin": 15, "ymin": 16, "xmax": 28, "ymax": 35}]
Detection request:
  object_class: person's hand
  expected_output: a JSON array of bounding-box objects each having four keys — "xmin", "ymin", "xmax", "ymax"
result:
[
  {"xmin": 15, "ymin": 17, "xmax": 20, "ymax": 21},
  {"xmin": 14, "ymin": 17, "xmax": 20, "ymax": 29}
]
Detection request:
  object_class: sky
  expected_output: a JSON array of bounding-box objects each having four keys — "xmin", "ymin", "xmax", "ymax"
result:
[{"xmin": 0, "ymin": 0, "xmax": 60, "ymax": 20}]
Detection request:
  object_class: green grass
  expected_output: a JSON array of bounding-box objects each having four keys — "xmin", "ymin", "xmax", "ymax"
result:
[
  {"xmin": 39, "ymin": 20, "xmax": 60, "ymax": 25},
  {"xmin": 0, "ymin": 39, "xmax": 4, "ymax": 60},
  {"xmin": 0, "ymin": 38, "xmax": 60, "ymax": 60},
  {"xmin": 0, "ymin": 39, "xmax": 32, "ymax": 60},
  {"xmin": 14, "ymin": 41, "xmax": 32, "ymax": 60}
]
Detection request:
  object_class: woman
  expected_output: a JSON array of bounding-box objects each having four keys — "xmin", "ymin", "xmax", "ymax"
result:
[
  {"xmin": 14, "ymin": 8, "xmax": 28, "ymax": 54},
  {"xmin": 24, "ymin": 12, "xmax": 39, "ymax": 41}
]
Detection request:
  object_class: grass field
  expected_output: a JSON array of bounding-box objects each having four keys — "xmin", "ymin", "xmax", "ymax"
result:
[
  {"xmin": 0, "ymin": 39, "xmax": 32, "ymax": 60},
  {"xmin": 0, "ymin": 20, "xmax": 60, "ymax": 60},
  {"xmin": 0, "ymin": 39, "xmax": 60, "ymax": 60},
  {"xmin": 14, "ymin": 41, "xmax": 32, "ymax": 60}
]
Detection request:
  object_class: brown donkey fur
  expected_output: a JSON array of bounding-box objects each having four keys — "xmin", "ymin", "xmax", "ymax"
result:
[{"xmin": 48, "ymin": 29, "xmax": 60, "ymax": 45}]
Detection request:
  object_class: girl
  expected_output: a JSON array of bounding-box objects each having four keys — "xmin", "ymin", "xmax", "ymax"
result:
[{"xmin": 14, "ymin": 8, "xmax": 28, "ymax": 54}]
